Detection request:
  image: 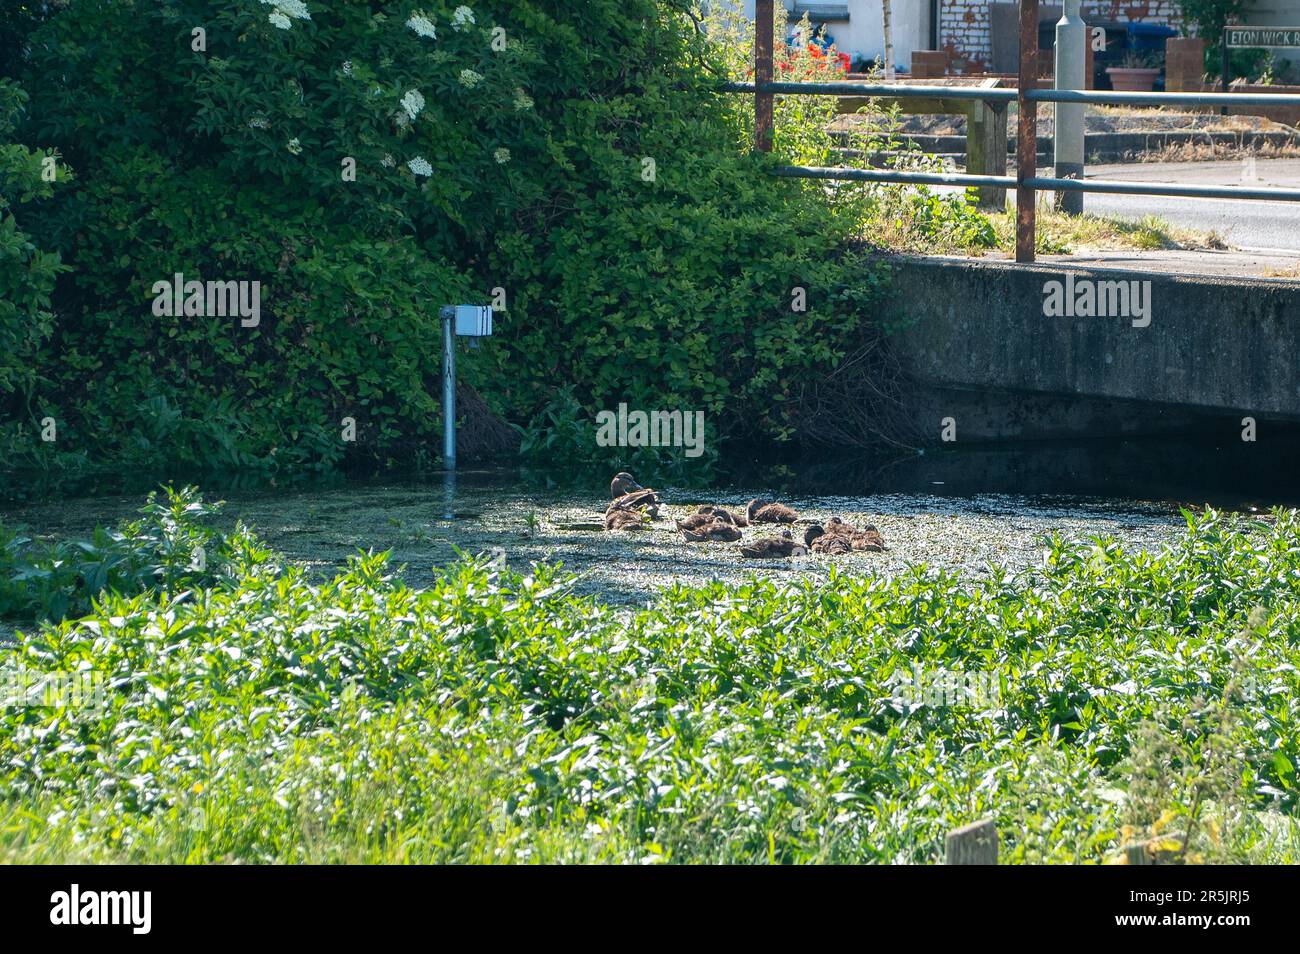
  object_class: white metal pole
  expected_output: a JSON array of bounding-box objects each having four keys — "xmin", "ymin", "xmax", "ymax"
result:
[
  {"xmin": 441, "ymin": 308, "xmax": 456, "ymax": 468},
  {"xmin": 1054, "ymin": 0, "xmax": 1086, "ymax": 214}
]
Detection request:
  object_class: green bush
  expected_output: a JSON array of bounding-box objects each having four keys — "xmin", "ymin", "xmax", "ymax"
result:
[
  {"xmin": 0, "ymin": 486, "xmax": 260, "ymax": 622},
  {"xmin": 0, "ymin": 1, "xmax": 903, "ymax": 485},
  {"xmin": 0, "ymin": 78, "xmax": 65, "ymax": 406}
]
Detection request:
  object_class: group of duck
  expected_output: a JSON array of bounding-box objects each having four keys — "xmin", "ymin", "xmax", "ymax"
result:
[{"xmin": 603, "ymin": 472, "xmax": 886, "ymax": 559}]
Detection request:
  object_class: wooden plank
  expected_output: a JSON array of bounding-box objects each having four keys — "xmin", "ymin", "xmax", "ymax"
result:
[
  {"xmin": 755, "ymin": 0, "xmax": 775, "ymax": 152},
  {"xmin": 945, "ymin": 819, "xmax": 999, "ymax": 864},
  {"xmin": 1016, "ymin": 0, "xmax": 1039, "ymax": 262}
]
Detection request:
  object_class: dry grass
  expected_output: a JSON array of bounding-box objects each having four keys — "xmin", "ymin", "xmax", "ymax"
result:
[
  {"xmin": 985, "ymin": 206, "xmax": 1228, "ymax": 255},
  {"xmin": 1136, "ymin": 140, "xmax": 1300, "ymax": 163},
  {"xmin": 1262, "ymin": 263, "xmax": 1300, "ymax": 280}
]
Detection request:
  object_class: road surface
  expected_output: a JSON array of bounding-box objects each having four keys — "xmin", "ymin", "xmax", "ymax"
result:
[{"xmin": 1057, "ymin": 158, "xmax": 1300, "ymax": 252}]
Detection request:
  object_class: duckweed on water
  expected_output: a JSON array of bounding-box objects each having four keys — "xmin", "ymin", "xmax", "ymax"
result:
[{"xmin": 0, "ymin": 500, "xmax": 1298, "ymax": 863}]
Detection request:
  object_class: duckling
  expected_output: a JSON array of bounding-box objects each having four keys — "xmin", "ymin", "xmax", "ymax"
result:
[
  {"xmin": 851, "ymin": 523, "xmax": 887, "ymax": 552},
  {"xmin": 679, "ymin": 517, "xmax": 743, "ymax": 543},
  {"xmin": 821, "ymin": 515, "xmax": 886, "ymax": 552},
  {"xmin": 604, "ymin": 508, "xmax": 647, "ymax": 531},
  {"xmin": 739, "ymin": 527, "xmax": 817, "ymax": 559},
  {"xmin": 675, "ymin": 505, "xmax": 742, "ymax": 533},
  {"xmin": 745, "ymin": 497, "xmax": 798, "ymax": 525},
  {"xmin": 606, "ymin": 471, "xmax": 661, "ymax": 526},
  {"xmin": 804, "ymin": 523, "xmax": 851, "ymax": 555}
]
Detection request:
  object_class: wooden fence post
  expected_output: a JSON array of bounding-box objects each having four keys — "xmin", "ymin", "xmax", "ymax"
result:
[
  {"xmin": 755, "ymin": 0, "xmax": 775, "ymax": 152},
  {"xmin": 1016, "ymin": 0, "xmax": 1039, "ymax": 262},
  {"xmin": 968, "ymin": 79, "xmax": 1008, "ymax": 209},
  {"xmin": 945, "ymin": 818, "xmax": 999, "ymax": 864}
]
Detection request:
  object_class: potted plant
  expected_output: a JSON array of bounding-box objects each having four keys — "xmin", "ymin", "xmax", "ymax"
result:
[{"xmin": 1106, "ymin": 50, "xmax": 1161, "ymax": 92}]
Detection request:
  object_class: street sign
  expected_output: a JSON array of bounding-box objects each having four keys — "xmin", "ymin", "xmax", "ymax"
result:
[{"xmin": 1225, "ymin": 26, "xmax": 1300, "ymax": 49}]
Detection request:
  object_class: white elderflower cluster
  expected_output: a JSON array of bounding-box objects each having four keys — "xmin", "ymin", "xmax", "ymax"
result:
[
  {"xmin": 286, "ymin": 137, "xmax": 302, "ymax": 155},
  {"xmin": 261, "ymin": 0, "xmax": 310, "ymax": 28},
  {"xmin": 407, "ymin": 156, "xmax": 433, "ymax": 177},
  {"xmin": 459, "ymin": 69, "xmax": 483, "ymax": 88},
  {"xmin": 512, "ymin": 88, "xmax": 533, "ymax": 111},
  {"xmin": 401, "ymin": 89, "xmax": 425, "ymax": 121},
  {"xmin": 494, "ymin": 148, "xmax": 511, "ymax": 164},
  {"xmin": 381, "ymin": 154, "xmax": 395, "ymax": 168},
  {"xmin": 406, "ymin": 12, "xmax": 437, "ymax": 39},
  {"xmin": 452, "ymin": 6, "xmax": 475, "ymax": 31}
]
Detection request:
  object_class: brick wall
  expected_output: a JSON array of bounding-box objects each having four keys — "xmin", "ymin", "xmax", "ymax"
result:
[
  {"xmin": 938, "ymin": 0, "xmax": 993, "ymax": 72},
  {"xmin": 938, "ymin": 1, "xmax": 1186, "ymax": 75}
]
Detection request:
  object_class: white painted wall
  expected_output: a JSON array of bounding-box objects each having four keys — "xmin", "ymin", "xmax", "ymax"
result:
[{"xmin": 725, "ymin": 1, "xmax": 933, "ymax": 72}]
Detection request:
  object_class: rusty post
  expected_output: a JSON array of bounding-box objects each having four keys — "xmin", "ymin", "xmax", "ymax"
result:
[
  {"xmin": 755, "ymin": 0, "xmax": 775, "ymax": 152},
  {"xmin": 1016, "ymin": 0, "xmax": 1038, "ymax": 262}
]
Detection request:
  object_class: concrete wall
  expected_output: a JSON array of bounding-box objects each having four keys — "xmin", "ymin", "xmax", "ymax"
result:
[{"xmin": 884, "ymin": 257, "xmax": 1300, "ymax": 440}]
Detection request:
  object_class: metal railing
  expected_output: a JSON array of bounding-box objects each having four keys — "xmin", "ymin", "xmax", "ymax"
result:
[{"xmin": 734, "ymin": 0, "xmax": 1300, "ymax": 262}]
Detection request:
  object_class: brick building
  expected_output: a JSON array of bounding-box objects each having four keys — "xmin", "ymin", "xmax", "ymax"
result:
[{"xmin": 939, "ymin": 2, "xmax": 1185, "ymax": 73}]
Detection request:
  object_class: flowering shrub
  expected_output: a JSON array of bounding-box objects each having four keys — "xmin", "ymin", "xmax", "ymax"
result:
[{"xmin": 1, "ymin": 2, "xmax": 892, "ymax": 485}]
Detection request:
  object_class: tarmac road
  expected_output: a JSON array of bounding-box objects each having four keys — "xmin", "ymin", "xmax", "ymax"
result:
[{"xmin": 1052, "ymin": 158, "xmax": 1300, "ymax": 252}]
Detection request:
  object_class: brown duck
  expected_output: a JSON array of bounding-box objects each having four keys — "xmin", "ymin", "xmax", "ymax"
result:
[
  {"xmin": 804, "ymin": 524, "xmax": 851, "ymax": 555},
  {"xmin": 678, "ymin": 517, "xmax": 743, "ymax": 543},
  {"xmin": 745, "ymin": 497, "xmax": 798, "ymax": 525},
  {"xmin": 605, "ymin": 508, "xmax": 648, "ymax": 531},
  {"xmin": 817, "ymin": 516, "xmax": 886, "ymax": 552},
  {"xmin": 604, "ymin": 472, "xmax": 660, "ymax": 530},
  {"xmin": 675, "ymin": 505, "xmax": 743, "ymax": 532},
  {"xmin": 739, "ymin": 527, "xmax": 819, "ymax": 559}
]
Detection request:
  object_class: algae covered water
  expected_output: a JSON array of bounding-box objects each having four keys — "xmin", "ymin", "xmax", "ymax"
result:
[{"xmin": 3, "ymin": 436, "xmax": 1294, "ymax": 606}]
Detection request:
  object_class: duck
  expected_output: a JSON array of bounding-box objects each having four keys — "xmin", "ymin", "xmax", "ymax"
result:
[
  {"xmin": 605, "ymin": 471, "xmax": 661, "ymax": 529},
  {"xmin": 675, "ymin": 505, "xmax": 744, "ymax": 533},
  {"xmin": 745, "ymin": 497, "xmax": 798, "ymax": 525},
  {"xmin": 739, "ymin": 527, "xmax": 818, "ymax": 559},
  {"xmin": 679, "ymin": 516, "xmax": 743, "ymax": 543},
  {"xmin": 604, "ymin": 508, "xmax": 648, "ymax": 531},
  {"xmin": 819, "ymin": 515, "xmax": 887, "ymax": 552},
  {"xmin": 804, "ymin": 523, "xmax": 851, "ymax": 555}
]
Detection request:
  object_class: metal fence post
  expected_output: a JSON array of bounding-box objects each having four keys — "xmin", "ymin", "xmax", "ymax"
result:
[
  {"xmin": 1053, "ymin": 0, "xmax": 1085, "ymax": 214},
  {"xmin": 755, "ymin": 0, "xmax": 775, "ymax": 152},
  {"xmin": 1220, "ymin": 25, "xmax": 1232, "ymax": 117},
  {"xmin": 1016, "ymin": 0, "xmax": 1039, "ymax": 262},
  {"xmin": 441, "ymin": 306, "xmax": 456, "ymax": 468}
]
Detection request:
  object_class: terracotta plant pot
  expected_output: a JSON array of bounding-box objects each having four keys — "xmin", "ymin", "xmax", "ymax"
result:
[{"xmin": 1106, "ymin": 67, "xmax": 1160, "ymax": 93}]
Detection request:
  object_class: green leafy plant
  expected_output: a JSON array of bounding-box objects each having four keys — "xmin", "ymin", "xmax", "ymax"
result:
[
  {"xmin": 0, "ymin": 486, "xmax": 260, "ymax": 621},
  {"xmin": 1, "ymin": 503, "xmax": 1297, "ymax": 863}
]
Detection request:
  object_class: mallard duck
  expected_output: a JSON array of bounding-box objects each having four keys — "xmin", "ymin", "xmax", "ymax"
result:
[
  {"xmin": 820, "ymin": 515, "xmax": 886, "ymax": 552},
  {"xmin": 804, "ymin": 523, "xmax": 851, "ymax": 555},
  {"xmin": 605, "ymin": 471, "xmax": 661, "ymax": 528},
  {"xmin": 746, "ymin": 497, "xmax": 798, "ymax": 524},
  {"xmin": 739, "ymin": 527, "xmax": 817, "ymax": 559},
  {"xmin": 678, "ymin": 515, "xmax": 743, "ymax": 542},
  {"xmin": 604, "ymin": 508, "xmax": 647, "ymax": 531},
  {"xmin": 675, "ymin": 505, "xmax": 742, "ymax": 533}
]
